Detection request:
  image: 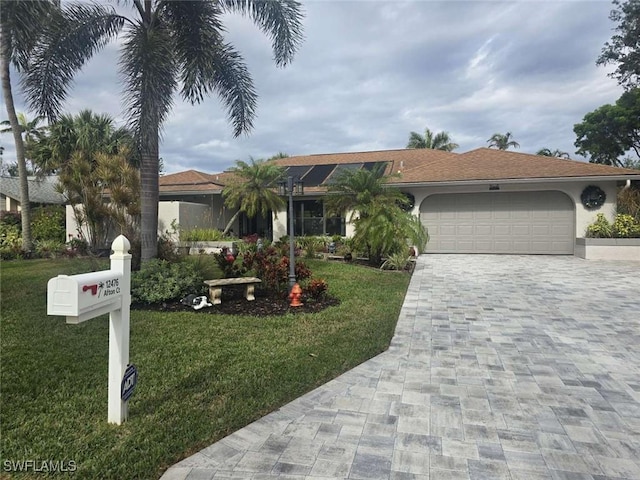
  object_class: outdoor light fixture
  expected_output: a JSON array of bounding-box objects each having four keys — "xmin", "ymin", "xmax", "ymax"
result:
[{"xmin": 279, "ymin": 176, "xmax": 304, "ymax": 290}]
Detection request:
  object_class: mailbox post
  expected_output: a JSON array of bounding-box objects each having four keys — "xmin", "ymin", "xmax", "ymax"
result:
[
  {"xmin": 47, "ymin": 235, "xmax": 133, "ymax": 425},
  {"xmin": 107, "ymin": 235, "xmax": 131, "ymax": 425}
]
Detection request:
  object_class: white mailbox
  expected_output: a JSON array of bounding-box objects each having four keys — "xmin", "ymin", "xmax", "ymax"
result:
[{"xmin": 47, "ymin": 270, "xmax": 123, "ymax": 324}]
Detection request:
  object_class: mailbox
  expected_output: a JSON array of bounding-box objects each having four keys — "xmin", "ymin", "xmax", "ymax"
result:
[{"xmin": 47, "ymin": 270, "xmax": 123, "ymax": 324}]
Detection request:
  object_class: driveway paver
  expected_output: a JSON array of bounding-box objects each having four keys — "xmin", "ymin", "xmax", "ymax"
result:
[{"xmin": 161, "ymin": 255, "xmax": 640, "ymax": 480}]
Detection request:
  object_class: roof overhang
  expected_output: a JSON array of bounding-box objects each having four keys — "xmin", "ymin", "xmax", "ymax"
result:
[{"xmin": 392, "ymin": 175, "xmax": 640, "ymax": 189}]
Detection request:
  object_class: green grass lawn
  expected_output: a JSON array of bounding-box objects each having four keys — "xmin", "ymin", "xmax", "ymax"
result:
[{"xmin": 0, "ymin": 257, "xmax": 410, "ymax": 479}]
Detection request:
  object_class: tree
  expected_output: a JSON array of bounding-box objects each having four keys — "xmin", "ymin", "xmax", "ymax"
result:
[
  {"xmin": 221, "ymin": 158, "xmax": 286, "ymax": 235},
  {"xmin": 536, "ymin": 148, "xmax": 570, "ymax": 159},
  {"xmin": 1, "ymin": 112, "xmax": 48, "ymax": 176},
  {"xmin": 1, "ymin": 0, "xmax": 57, "ymax": 252},
  {"xmin": 487, "ymin": 132, "xmax": 520, "ymax": 150},
  {"xmin": 407, "ymin": 128, "xmax": 458, "ymax": 151},
  {"xmin": 325, "ymin": 164, "xmax": 428, "ymax": 265},
  {"xmin": 29, "ymin": 110, "xmax": 139, "ymax": 248},
  {"xmin": 574, "ymin": 88, "xmax": 640, "ymax": 167},
  {"xmin": 22, "ymin": 1, "xmax": 304, "ymax": 261},
  {"xmin": 597, "ymin": 0, "xmax": 640, "ymax": 89}
]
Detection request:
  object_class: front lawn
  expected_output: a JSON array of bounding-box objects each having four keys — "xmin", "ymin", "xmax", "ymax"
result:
[{"xmin": 0, "ymin": 257, "xmax": 410, "ymax": 479}]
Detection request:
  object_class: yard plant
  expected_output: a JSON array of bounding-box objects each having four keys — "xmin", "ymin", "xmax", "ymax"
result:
[{"xmin": 1, "ymin": 257, "xmax": 410, "ymax": 479}]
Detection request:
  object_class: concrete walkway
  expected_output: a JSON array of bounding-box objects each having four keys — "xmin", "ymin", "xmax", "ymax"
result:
[{"xmin": 161, "ymin": 255, "xmax": 640, "ymax": 480}]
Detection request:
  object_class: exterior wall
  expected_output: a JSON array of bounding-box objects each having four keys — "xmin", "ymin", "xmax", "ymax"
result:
[
  {"xmin": 158, "ymin": 201, "xmax": 211, "ymax": 241},
  {"xmin": 1, "ymin": 194, "xmax": 21, "ymax": 212},
  {"xmin": 411, "ymin": 180, "xmax": 619, "ymax": 239},
  {"xmin": 66, "ymin": 204, "xmax": 90, "ymax": 240},
  {"xmin": 575, "ymin": 238, "xmax": 640, "ymax": 261}
]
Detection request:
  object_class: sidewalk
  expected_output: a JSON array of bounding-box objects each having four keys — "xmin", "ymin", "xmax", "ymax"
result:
[{"xmin": 161, "ymin": 255, "xmax": 640, "ymax": 480}]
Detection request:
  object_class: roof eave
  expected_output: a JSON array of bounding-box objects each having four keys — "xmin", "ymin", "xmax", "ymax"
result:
[{"xmin": 393, "ymin": 174, "xmax": 640, "ymax": 188}]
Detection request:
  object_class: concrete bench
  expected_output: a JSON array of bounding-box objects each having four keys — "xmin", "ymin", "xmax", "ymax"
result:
[{"xmin": 203, "ymin": 277, "xmax": 262, "ymax": 305}]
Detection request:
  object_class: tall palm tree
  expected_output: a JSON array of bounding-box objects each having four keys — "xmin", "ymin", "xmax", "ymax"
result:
[
  {"xmin": 1, "ymin": 0, "xmax": 57, "ymax": 252},
  {"xmin": 325, "ymin": 164, "xmax": 427, "ymax": 265},
  {"xmin": 22, "ymin": 0, "xmax": 304, "ymax": 261},
  {"xmin": 1, "ymin": 112, "xmax": 48, "ymax": 175},
  {"xmin": 536, "ymin": 148, "xmax": 570, "ymax": 159},
  {"xmin": 221, "ymin": 158, "xmax": 286, "ymax": 235},
  {"xmin": 487, "ymin": 132, "xmax": 520, "ymax": 150},
  {"xmin": 407, "ymin": 128, "xmax": 458, "ymax": 151}
]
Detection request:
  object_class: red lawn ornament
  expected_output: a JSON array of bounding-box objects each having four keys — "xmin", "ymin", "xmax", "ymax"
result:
[{"xmin": 289, "ymin": 283, "xmax": 303, "ymax": 307}]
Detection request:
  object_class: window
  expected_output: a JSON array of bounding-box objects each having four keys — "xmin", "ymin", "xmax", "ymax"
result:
[{"xmin": 288, "ymin": 199, "xmax": 345, "ymax": 236}]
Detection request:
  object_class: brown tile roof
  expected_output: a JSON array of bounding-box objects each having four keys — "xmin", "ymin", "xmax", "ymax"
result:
[
  {"xmin": 160, "ymin": 149, "xmax": 640, "ymax": 194},
  {"xmin": 159, "ymin": 169, "xmax": 225, "ymax": 193}
]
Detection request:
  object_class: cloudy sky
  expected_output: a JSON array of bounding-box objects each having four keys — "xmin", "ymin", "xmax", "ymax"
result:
[{"xmin": 3, "ymin": 0, "xmax": 624, "ymax": 174}]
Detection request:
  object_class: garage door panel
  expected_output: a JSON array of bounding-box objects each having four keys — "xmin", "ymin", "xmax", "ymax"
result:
[{"xmin": 421, "ymin": 191, "xmax": 574, "ymax": 254}]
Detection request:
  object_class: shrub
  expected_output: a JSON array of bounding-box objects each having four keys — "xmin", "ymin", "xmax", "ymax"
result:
[
  {"xmin": 305, "ymin": 278, "xmax": 328, "ymax": 300},
  {"xmin": 586, "ymin": 213, "xmax": 613, "ymax": 238},
  {"xmin": 66, "ymin": 237, "xmax": 89, "ymax": 255},
  {"xmin": 31, "ymin": 205, "xmax": 65, "ymax": 242},
  {"xmin": 618, "ymin": 186, "xmax": 640, "ymax": 221},
  {"xmin": 298, "ymin": 236, "xmax": 326, "ymax": 259},
  {"xmin": 613, "ymin": 213, "xmax": 640, "ymax": 238},
  {"xmin": 380, "ymin": 253, "xmax": 412, "ymax": 271},
  {"xmin": 242, "ymin": 246, "xmax": 311, "ymax": 295},
  {"xmin": 35, "ymin": 239, "xmax": 66, "ymax": 258},
  {"xmin": 0, "ymin": 211, "xmax": 21, "ymax": 229},
  {"xmin": 180, "ymin": 227, "xmax": 226, "ymax": 241},
  {"xmin": 131, "ymin": 259, "xmax": 204, "ymax": 304},
  {"xmin": 0, "ymin": 223, "xmax": 23, "ymax": 260},
  {"xmin": 213, "ymin": 248, "xmax": 246, "ymax": 278}
]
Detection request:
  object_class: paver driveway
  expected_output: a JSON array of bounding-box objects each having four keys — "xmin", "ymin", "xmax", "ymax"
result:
[{"xmin": 162, "ymin": 255, "xmax": 640, "ymax": 480}]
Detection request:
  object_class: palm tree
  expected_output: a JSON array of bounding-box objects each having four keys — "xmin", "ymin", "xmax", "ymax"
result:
[
  {"xmin": 1, "ymin": 112, "xmax": 48, "ymax": 175},
  {"xmin": 221, "ymin": 158, "xmax": 286, "ymax": 235},
  {"xmin": 29, "ymin": 110, "xmax": 138, "ymax": 247},
  {"xmin": 325, "ymin": 164, "xmax": 427, "ymax": 265},
  {"xmin": 536, "ymin": 148, "xmax": 570, "ymax": 159},
  {"xmin": 21, "ymin": 1, "xmax": 304, "ymax": 261},
  {"xmin": 487, "ymin": 132, "xmax": 520, "ymax": 150},
  {"xmin": 1, "ymin": 0, "xmax": 57, "ymax": 252},
  {"xmin": 407, "ymin": 128, "xmax": 458, "ymax": 151}
]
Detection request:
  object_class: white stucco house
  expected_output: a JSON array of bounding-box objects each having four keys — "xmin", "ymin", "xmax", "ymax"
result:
[{"xmin": 156, "ymin": 148, "xmax": 640, "ymax": 257}]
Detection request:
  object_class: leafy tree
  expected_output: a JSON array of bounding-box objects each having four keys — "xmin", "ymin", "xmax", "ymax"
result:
[
  {"xmin": 221, "ymin": 158, "xmax": 286, "ymax": 235},
  {"xmin": 325, "ymin": 164, "xmax": 428, "ymax": 265},
  {"xmin": 21, "ymin": 0, "xmax": 304, "ymax": 261},
  {"xmin": 407, "ymin": 128, "xmax": 458, "ymax": 151},
  {"xmin": 29, "ymin": 110, "xmax": 139, "ymax": 248},
  {"xmin": 1, "ymin": 0, "xmax": 57, "ymax": 252},
  {"xmin": 536, "ymin": 148, "xmax": 570, "ymax": 159},
  {"xmin": 597, "ymin": 0, "xmax": 640, "ymax": 89},
  {"xmin": 574, "ymin": 88, "xmax": 640, "ymax": 167},
  {"xmin": 487, "ymin": 132, "xmax": 520, "ymax": 150}
]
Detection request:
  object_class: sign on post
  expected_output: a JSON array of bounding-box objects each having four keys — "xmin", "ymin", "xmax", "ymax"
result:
[{"xmin": 47, "ymin": 235, "xmax": 133, "ymax": 425}]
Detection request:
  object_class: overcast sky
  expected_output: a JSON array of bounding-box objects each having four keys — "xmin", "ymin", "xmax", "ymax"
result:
[{"xmin": 2, "ymin": 0, "xmax": 624, "ymax": 174}]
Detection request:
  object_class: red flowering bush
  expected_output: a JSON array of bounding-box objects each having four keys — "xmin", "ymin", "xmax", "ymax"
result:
[{"xmin": 242, "ymin": 246, "xmax": 311, "ymax": 295}]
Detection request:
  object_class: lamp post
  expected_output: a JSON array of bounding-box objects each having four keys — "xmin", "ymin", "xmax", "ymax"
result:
[{"xmin": 278, "ymin": 176, "xmax": 303, "ymax": 291}]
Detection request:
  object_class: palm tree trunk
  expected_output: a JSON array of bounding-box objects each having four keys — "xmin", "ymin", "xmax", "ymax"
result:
[
  {"xmin": 222, "ymin": 210, "xmax": 241, "ymax": 236},
  {"xmin": 1, "ymin": 30, "xmax": 33, "ymax": 253},
  {"xmin": 140, "ymin": 129, "xmax": 159, "ymax": 261}
]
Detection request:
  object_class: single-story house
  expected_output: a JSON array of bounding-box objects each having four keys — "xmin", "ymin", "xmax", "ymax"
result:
[
  {"xmin": 161, "ymin": 147, "xmax": 640, "ymax": 255},
  {"xmin": 0, "ymin": 176, "xmax": 66, "ymax": 212}
]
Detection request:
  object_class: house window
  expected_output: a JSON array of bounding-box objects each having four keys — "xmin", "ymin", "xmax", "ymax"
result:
[{"xmin": 289, "ymin": 199, "xmax": 345, "ymax": 236}]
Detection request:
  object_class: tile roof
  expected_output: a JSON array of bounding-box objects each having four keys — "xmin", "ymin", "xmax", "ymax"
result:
[
  {"xmin": 160, "ymin": 149, "xmax": 640, "ymax": 194},
  {"xmin": 0, "ymin": 176, "xmax": 67, "ymax": 204},
  {"xmin": 159, "ymin": 169, "xmax": 226, "ymax": 193}
]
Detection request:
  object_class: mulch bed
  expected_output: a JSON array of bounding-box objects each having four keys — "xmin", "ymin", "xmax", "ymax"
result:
[{"xmin": 132, "ymin": 285, "xmax": 340, "ymax": 316}]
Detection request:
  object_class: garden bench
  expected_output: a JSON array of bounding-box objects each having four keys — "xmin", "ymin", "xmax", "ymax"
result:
[{"xmin": 203, "ymin": 277, "xmax": 262, "ymax": 305}]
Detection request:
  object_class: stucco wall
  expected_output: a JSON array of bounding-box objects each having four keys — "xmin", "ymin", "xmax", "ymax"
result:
[
  {"xmin": 411, "ymin": 180, "xmax": 619, "ymax": 238},
  {"xmin": 158, "ymin": 201, "xmax": 211, "ymax": 241}
]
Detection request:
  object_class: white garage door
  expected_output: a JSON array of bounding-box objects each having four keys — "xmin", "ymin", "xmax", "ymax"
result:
[{"xmin": 420, "ymin": 191, "xmax": 574, "ymax": 254}]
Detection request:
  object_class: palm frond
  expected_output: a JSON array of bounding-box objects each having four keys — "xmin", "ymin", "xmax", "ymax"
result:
[
  {"xmin": 119, "ymin": 18, "xmax": 177, "ymax": 147},
  {"xmin": 21, "ymin": 3, "xmax": 125, "ymax": 121},
  {"xmin": 222, "ymin": 0, "xmax": 304, "ymax": 67}
]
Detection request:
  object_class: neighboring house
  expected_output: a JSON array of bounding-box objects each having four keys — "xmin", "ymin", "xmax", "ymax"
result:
[
  {"xmin": 0, "ymin": 176, "xmax": 66, "ymax": 212},
  {"xmin": 162, "ymin": 148, "xmax": 640, "ymax": 255}
]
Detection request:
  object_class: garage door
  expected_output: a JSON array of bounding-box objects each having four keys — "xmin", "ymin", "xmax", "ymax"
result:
[{"xmin": 420, "ymin": 191, "xmax": 574, "ymax": 254}]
